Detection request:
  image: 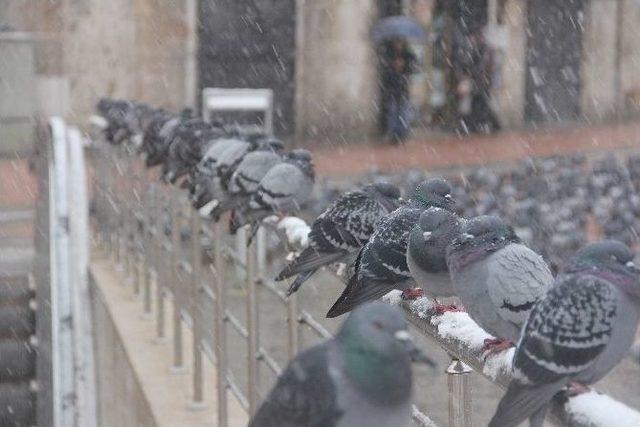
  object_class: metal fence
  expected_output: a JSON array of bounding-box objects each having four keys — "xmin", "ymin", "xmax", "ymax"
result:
[{"xmin": 91, "ymin": 137, "xmax": 640, "ymax": 427}]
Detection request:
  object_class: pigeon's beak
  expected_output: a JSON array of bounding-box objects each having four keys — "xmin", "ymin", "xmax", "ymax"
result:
[
  {"xmin": 444, "ymin": 194, "xmax": 452, "ymax": 200},
  {"xmin": 422, "ymin": 231, "xmax": 433, "ymax": 241},
  {"xmin": 394, "ymin": 330, "xmax": 436, "ymax": 367}
]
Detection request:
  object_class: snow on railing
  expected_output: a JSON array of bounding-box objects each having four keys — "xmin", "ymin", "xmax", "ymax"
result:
[{"xmin": 91, "ymin": 134, "xmax": 640, "ymax": 427}]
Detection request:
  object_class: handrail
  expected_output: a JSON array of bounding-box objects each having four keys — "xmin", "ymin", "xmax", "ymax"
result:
[{"xmin": 91, "ymin": 134, "xmax": 640, "ymax": 427}]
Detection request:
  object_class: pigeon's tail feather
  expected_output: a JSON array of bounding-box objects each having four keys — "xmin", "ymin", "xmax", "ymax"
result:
[
  {"xmin": 488, "ymin": 381, "xmax": 565, "ymax": 427},
  {"xmin": 286, "ymin": 270, "xmax": 317, "ymax": 296},
  {"xmin": 276, "ymin": 248, "xmax": 346, "ymax": 281},
  {"xmin": 326, "ymin": 276, "xmax": 395, "ymax": 318}
]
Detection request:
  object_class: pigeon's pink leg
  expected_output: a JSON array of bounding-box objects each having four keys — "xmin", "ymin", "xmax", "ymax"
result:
[
  {"xmin": 401, "ymin": 288, "xmax": 424, "ymax": 300},
  {"xmin": 567, "ymin": 381, "xmax": 591, "ymax": 397},
  {"xmin": 482, "ymin": 338, "xmax": 514, "ymax": 357},
  {"xmin": 432, "ymin": 303, "xmax": 465, "ymax": 315}
]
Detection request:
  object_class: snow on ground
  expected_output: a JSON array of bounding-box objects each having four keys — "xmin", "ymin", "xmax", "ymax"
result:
[
  {"xmin": 277, "ymin": 216, "xmax": 311, "ymax": 248},
  {"xmin": 565, "ymin": 391, "xmax": 640, "ymax": 427}
]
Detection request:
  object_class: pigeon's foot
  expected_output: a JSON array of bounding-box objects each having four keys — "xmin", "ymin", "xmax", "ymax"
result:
[
  {"xmin": 567, "ymin": 381, "xmax": 590, "ymax": 397},
  {"xmin": 482, "ymin": 338, "xmax": 514, "ymax": 358},
  {"xmin": 401, "ymin": 288, "xmax": 424, "ymax": 300},
  {"xmin": 432, "ymin": 303, "xmax": 465, "ymax": 315}
]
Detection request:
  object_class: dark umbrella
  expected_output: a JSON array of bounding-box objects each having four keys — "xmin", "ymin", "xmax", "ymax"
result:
[{"xmin": 371, "ymin": 15, "xmax": 426, "ymax": 44}]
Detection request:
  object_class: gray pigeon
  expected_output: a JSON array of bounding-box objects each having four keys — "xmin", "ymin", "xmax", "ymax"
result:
[
  {"xmin": 276, "ymin": 182, "xmax": 402, "ymax": 296},
  {"xmin": 406, "ymin": 207, "xmax": 462, "ymax": 309},
  {"xmin": 249, "ymin": 302, "xmax": 434, "ymax": 427},
  {"xmin": 327, "ymin": 178, "xmax": 456, "ymax": 318},
  {"xmin": 190, "ymin": 138, "xmax": 244, "ymax": 209},
  {"xmin": 230, "ymin": 149, "xmax": 315, "ymax": 234},
  {"xmin": 489, "ymin": 240, "xmax": 640, "ymax": 427},
  {"xmin": 207, "ymin": 139, "xmax": 285, "ymax": 220},
  {"xmin": 446, "ymin": 215, "xmax": 553, "ymax": 352}
]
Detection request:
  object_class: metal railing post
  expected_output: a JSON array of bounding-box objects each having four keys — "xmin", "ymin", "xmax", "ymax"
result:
[
  {"xmin": 246, "ymin": 229, "xmax": 259, "ymax": 416},
  {"xmin": 190, "ymin": 210, "xmax": 206, "ymax": 408},
  {"xmin": 142, "ymin": 182, "xmax": 154, "ymax": 316},
  {"xmin": 155, "ymin": 188, "xmax": 166, "ymax": 341},
  {"xmin": 446, "ymin": 359, "xmax": 473, "ymax": 427},
  {"xmin": 213, "ymin": 222, "xmax": 229, "ymax": 427},
  {"xmin": 286, "ymin": 294, "xmax": 299, "ymax": 361},
  {"xmin": 170, "ymin": 188, "xmax": 185, "ymax": 371}
]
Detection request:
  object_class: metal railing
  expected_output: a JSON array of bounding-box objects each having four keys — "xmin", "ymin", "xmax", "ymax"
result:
[{"xmin": 91, "ymin": 137, "xmax": 640, "ymax": 427}]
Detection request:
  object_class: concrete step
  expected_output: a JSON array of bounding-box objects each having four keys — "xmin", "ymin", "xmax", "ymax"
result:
[
  {"xmin": 0, "ymin": 382, "xmax": 36, "ymax": 426},
  {"xmin": 0, "ymin": 340, "xmax": 36, "ymax": 383}
]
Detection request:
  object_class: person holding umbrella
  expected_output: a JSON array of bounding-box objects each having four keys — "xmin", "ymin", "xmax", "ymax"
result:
[{"xmin": 372, "ymin": 16, "xmax": 425, "ymax": 144}]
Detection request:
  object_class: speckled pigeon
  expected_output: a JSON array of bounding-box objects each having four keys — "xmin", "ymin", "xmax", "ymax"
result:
[
  {"xmin": 249, "ymin": 302, "xmax": 434, "ymax": 427},
  {"xmin": 276, "ymin": 182, "xmax": 402, "ymax": 296},
  {"xmin": 446, "ymin": 215, "xmax": 553, "ymax": 352},
  {"xmin": 489, "ymin": 240, "xmax": 640, "ymax": 427},
  {"xmin": 327, "ymin": 178, "xmax": 455, "ymax": 318},
  {"xmin": 406, "ymin": 207, "xmax": 462, "ymax": 309},
  {"xmin": 230, "ymin": 149, "xmax": 315, "ymax": 234}
]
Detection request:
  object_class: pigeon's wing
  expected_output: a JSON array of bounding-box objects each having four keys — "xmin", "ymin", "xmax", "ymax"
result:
[
  {"xmin": 358, "ymin": 207, "xmax": 420, "ymax": 283},
  {"xmin": 249, "ymin": 344, "xmax": 342, "ymax": 427},
  {"xmin": 229, "ymin": 151, "xmax": 281, "ymax": 195},
  {"xmin": 254, "ymin": 163, "xmax": 312, "ymax": 213},
  {"xmin": 485, "ymin": 244, "xmax": 553, "ymax": 328},
  {"xmin": 326, "ymin": 273, "xmax": 397, "ymax": 318},
  {"xmin": 489, "ymin": 275, "xmax": 617, "ymax": 427}
]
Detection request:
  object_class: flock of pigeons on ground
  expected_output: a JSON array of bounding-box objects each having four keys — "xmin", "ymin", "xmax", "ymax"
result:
[{"xmin": 96, "ymin": 98, "xmax": 640, "ymax": 427}]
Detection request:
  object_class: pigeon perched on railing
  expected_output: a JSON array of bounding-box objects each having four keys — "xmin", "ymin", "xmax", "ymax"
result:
[
  {"xmin": 406, "ymin": 207, "xmax": 463, "ymax": 311},
  {"xmin": 489, "ymin": 240, "xmax": 640, "ymax": 427},
  {"xmin": 276, "ymin": 182, "xmax": 402, "ymax": 296},
  {"xmin": 161, "ymin": 117, "xmax": 223, "ymax": 183},
  {"xmin": 327, "ymin": 178, "xmax": 456, "ymax": 318},
  {"xmin": 144, "ymin": 108, "xmax": 192, "ymax": 167},
  {"xmin": 249, "ymin": 302, "xmax": 434, "ymax": 427},
  {"xmin": 206, "ymin": 139, "xmax": 285, "ymax": 221},
  {"xmin": 230, "ymin": 149, "xmax": 315, "ymax": 235},
  {"xmin": 446, "ymin": 215, "xmax": 553, "ymax": 354}
]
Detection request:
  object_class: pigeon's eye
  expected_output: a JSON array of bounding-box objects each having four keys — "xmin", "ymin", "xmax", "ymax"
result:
[{"xmin": 372, "ymin": 320, "xmax": 384, "ymax": 330}]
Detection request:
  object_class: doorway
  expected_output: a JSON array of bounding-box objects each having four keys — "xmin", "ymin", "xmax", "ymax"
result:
[{"xmin": 525, "ymin": 0, "xmax": 585, "ymax": 124}]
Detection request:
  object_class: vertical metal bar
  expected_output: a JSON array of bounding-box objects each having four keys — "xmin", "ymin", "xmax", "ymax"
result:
[
  {"xmin": 256, "ymin": 226, "xmax": 267, "ymax": 277},
  {"xmin": 170, "ymin": 188, "xmax": 184, "ymax": 371},
  {"xmin": 190, "ymin": 210, "xmax": 206, "ymax": 408},
  {"xmin": 447, "ymin": 359, "xmax": 473, "ymax": 427},
  {"xmin": 155, "ymin": 188, "xmax": 166, "ymax": 341},
  {"xmin": 246, "ymin": 229, "xmax": 259, "ymax": 416},
  {"xmin": 286, "ymin": 294, "xmax": 299, "ymax": 361},
  {"xmin": 142, "ymin": 183, "xmax": 154, "ymax": 316},
  {"xmin": 213, "ymin": 222, "xmax": 228, "ymax": 427}
]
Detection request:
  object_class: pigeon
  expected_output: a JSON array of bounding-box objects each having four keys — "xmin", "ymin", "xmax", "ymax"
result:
[
  {"xmin": 446, "ymin": 215, "xmax": 553, "ymax": 353},
  {"xmin": 230, "ymin": 149, "xmax": 315, "ymax": 234},
  {"xmin": 249, "ymin": 302, "xmax": 434, "ymax": 427},
  {"xmin": 327, "ymin": 178, "xmax": 456, "ymax": 318},
  {"xmin": 276, "ymin": 182, "xmax": 402, "ymax": 296},
  {"xmin": 189, "ymin": 137, "xmax": 247, "ymax": 211},
  {"xmin": 489, "ymin": 240, "xmax": 640, "ymax": 427},
  {"xmin": 406, "ymin": 207, "xmax": 462, "ymax": 310},
  {"xmin": 161, "ymin": 117, "xmax": 222, "ymax": 183},
  {"xmin": 207, "ymin": 139, "xmax": 285, "ymax": 220}
]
